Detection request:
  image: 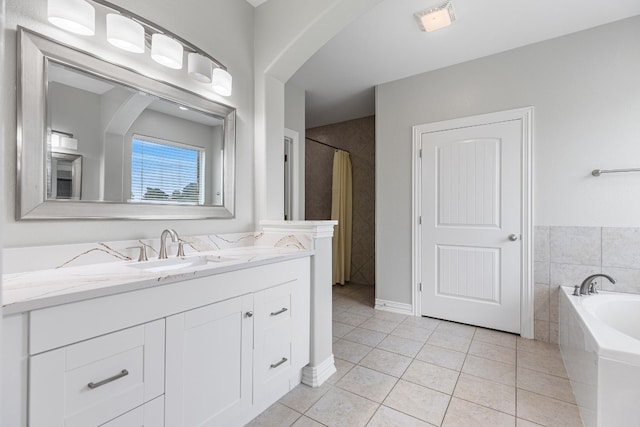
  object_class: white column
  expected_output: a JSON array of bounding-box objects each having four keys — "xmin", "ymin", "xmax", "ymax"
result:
[{"xmin": 261, "ymin": 220, "xmax": 337, "ymax": 387}]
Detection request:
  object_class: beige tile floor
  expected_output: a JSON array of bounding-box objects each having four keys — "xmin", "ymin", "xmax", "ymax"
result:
[{"xmin": 246, "ymin": 284, "xmax": 583, "ymax": 427}]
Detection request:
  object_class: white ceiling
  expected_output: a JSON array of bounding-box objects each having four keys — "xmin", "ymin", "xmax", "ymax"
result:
[{"xmin": 289, "ymin": 0, "xmax": 640, "ymax": 128}]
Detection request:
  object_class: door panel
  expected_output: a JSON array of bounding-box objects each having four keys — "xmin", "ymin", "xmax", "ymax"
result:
[
  {"xmin": 421, "ymin": 119, "xmax": 522, "ymax": 333},
  {"xmin": 437, "ymin": 138, "xmax": 500, "ymax": 228}
]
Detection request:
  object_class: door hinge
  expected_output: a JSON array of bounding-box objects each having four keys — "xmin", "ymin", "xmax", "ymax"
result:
[
  {"xmin": 419, "ymin": 216, "xmax": 422, "ymax": 225},
  {"xmin": 419, "ymin": 149, "xmax": 422, "ymax": 158},
  {"xmin": 419, "ymin": 283, "xmax": 422, "ymax": 292},
  {"xmin": 284, "ymin": 154, "xmax": 288, "ymax": 162}
]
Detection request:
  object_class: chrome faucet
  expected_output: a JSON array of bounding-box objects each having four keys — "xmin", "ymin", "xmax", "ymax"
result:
[
  {"xmin": 579, "ymin": 274, "xmax": 615, "ymax": 295},
  {"xmin": 159, "ymin": 229, "xmax": 179, "ymax": 259}
]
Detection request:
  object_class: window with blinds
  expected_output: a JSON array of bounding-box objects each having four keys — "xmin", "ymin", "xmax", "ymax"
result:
[{"xmin": 131, "ymin": 135, "xmax": 205, "ymax": 204}]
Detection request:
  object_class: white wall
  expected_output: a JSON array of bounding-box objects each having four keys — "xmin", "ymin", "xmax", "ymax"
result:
[
  {"xmin": 0, "ymin": 0, "xmax": 5, "ymax": 414},
  {"xmin": 285, "ymin": 81, "xmax": 306, "ymax": 220},
  {"xmin": 2, "ymin": 0, "xmax": 254, "ymax": 247},
  {"xmin": 376, "ymin": 16, "xmax": 640, "ymax": 305},
  {"xmin": 253, "ymin": 0, "xmax": 384, "ymax": 222}
]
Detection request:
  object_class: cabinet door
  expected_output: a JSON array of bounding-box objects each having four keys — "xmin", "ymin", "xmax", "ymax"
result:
[
  {"xmin": 100, "ymin": 395, "xmax": 164, "ymax": 427},
  {"xmin": 165, "ymin": 294, "xmax": 253, "ymax": 427}
]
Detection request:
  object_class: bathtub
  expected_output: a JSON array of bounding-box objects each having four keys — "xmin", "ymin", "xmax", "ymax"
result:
[{"xmin": 559, "ymin": 287, "xmax": 640, "ymax": 427}]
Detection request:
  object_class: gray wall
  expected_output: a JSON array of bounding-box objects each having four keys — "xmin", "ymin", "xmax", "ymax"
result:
[
  {"xmin": 3, "ymin": 0, "xmax": 254, "ymax": 247},
  {"xmin": 376, "ymin": 16, "xmax": 640, "ymax": 305}
]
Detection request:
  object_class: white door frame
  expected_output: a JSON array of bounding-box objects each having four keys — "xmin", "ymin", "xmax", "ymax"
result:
[
  {"xmin": 284, "ymin": 128, "xmax": 301, "ymax": 220},
  {"xmin": 411, "ymin": 107, "xmax": 534, "ymax": 338}
]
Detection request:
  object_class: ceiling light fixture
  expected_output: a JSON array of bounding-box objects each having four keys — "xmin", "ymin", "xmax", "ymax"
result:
[
  {"xmin": 47, "ymin": 0, "xmax": 95, "ymax": 36},
  {"xmin": 415, "ymin": 1, "xmax": 456, "ymax": 32},
  {"xmin": 106, "ymin": 14, "xmax": 145, "ymax": 53}
]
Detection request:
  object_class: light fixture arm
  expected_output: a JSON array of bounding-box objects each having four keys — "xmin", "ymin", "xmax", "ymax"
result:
[{"xmin": 89, "ymin": 0, "xmax": 227, "ymax": 71}]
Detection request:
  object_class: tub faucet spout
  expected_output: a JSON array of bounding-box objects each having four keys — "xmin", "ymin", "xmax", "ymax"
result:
[{"xmin": 579, "ymin": 274, "xmax": 615, "ymax": 295}]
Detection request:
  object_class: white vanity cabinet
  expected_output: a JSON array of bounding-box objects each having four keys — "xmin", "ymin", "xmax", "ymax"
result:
[
  {"xmin": 164, "ymin": 269, "xmax": 310, "ymax": 426},
  {"xmin": 2, "ymin": 256, "xmax": 311, "ymax": 427}
]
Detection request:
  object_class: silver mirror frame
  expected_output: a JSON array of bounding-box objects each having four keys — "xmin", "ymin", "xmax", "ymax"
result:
[{"xmin": 17, "ymin": 27, "xmax": 236, "ymax": 220}]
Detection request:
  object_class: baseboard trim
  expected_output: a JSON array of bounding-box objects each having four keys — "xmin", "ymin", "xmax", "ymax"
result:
[
  {"xmin": 375, "ymin": 299, "xmax": 414, "ymax": 315},
  {"xmin": 301, "ymin": 355, "xmax": 336, "ymax": 387}
]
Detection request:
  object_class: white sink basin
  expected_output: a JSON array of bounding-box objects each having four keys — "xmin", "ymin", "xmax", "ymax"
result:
[{"xmin": 127, "ymin": 255, "xmax": 236, "ymax": 273}]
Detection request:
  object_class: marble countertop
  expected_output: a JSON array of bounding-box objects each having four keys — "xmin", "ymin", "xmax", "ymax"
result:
[{"xmin": 2, "ymin": 246, "xmax": 313, "ymax": 315}]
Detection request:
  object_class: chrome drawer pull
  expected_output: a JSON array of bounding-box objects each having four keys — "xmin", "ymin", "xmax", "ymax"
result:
[
  {"xmin": 270, "ymin": 307, "xmax": 288, "ymax": 316},
  {"xmin": 87, "ymin": 369, "xmax": 129, "ymax": 389},
  {"xmin": 270, "ymin": 357, "xmax": 288, "ymax": 369}
]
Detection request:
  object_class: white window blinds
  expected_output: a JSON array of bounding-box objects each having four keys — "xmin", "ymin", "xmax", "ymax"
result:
[{"xmin": 131, "ymin": 135, "xmax": 204, "ymax": 204}]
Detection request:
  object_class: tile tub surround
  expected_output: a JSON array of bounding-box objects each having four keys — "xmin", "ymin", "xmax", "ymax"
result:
[
  {"xmin": 246, "ymin": 284, "xmax": 584, "ymax": 427},
  {"xmin": 534, "ymin": 226, "xmax": 640, "ymax": 343}
]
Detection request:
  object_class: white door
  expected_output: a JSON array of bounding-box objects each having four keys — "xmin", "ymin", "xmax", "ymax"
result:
[
  {"xmin": 420, "ymin": 119, "xmax": 523, "ymax": 333},
  {"xmin": 284, "ymin": 137, "xmax": 293, "ymax": 220}
]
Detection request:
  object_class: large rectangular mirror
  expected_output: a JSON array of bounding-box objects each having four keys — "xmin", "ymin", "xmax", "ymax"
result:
[{"xmin": 18, "ymin": 28, "xmax": 236, "ymax": 220}]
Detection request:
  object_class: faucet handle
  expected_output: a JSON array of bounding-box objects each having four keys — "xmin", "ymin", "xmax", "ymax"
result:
[
  {"xmin": 177, "ymin": 241, "xmax": 186, "ymax": 257},
  {"xmin": 573, "ymin": 285, "xmax": 581, "ymax": 296},
  {"xmin": 589, "ymin": 282, "xmax": 599, "ymax": 294},
  {"xmin": 127, "ymin": 245, "xmax": 148, "ymax": 262}
]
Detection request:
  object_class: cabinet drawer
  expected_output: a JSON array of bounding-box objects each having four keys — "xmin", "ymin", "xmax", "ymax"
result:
[
  {"xmin": 254, "ymin": 282, "xmax": 292, "ymax": 332},
  {"xmin": 100, "ymin": 395, "xmax": 164, "ymax": 427},
  {"xmin": 29, "ymin": 320, "xmax": 164, "ymax": 427},
  {"xmin": 253, "ymin": 283, "xmax": 293, "ymax": 406},
  {"xmin": 257, "ymin": 322, "xmax": 292, "ymax": 377}
]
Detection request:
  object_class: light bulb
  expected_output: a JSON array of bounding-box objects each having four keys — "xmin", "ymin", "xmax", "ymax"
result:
[
  {"xmin": 106, "ymin": 14, "xmax": 145, "ymax": 53},
  {"xmin": 188, "ymin": 53, "xmax": 213, "ymax": 83},
  {"xmin": 48, "ymin": 0, "xmax": 95, "ymax": 36},
  {"xmin": 151, "ymin": 34, "xmax": 183, "ymax": 69},
  {"xmin": 212, "ymin": 68, "xmax": 232, "ymax": 96}
]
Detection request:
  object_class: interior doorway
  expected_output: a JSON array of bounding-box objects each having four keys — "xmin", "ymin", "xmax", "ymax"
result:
[
  {"xmin": 412, "ymin": 108, "xmax": 534, "ymax": 337},
  {"xmin": 283, "ymin": 128, "xmax": 300, "ymax": 221},
  {"xmin": 284, "ymin": 136, "xmax": 293, "ymax": 220}
]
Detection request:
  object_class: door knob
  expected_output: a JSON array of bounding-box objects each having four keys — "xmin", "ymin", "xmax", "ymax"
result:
[
  {"xmin": 508, "ymin": 234, "xmax": 519, "ymax": 241},
  {"xmin": 245, "ymin": 311, "xmax": 253, "ymax": 318}
]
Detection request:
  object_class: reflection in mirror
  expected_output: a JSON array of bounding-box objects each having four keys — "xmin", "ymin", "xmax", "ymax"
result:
[
  {"xmin": 49, "ymin": 152, "xmax": 82, "ymax": 200},
  {"xmin": 47, "ymin": 62, "xmax": 224, "ymax": 206},
  {"xmin": 18, "ymin": 28, "xmax": 235, "ymax": 220}
]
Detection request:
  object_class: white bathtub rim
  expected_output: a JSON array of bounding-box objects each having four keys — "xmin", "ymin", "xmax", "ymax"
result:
[{"xmin": 560, "ymin": 287, "xmax": 640, "ymax": 366}]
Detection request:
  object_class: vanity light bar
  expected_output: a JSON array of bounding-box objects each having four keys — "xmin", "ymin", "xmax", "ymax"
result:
[
  {"xmin": 51, "ymin": 130, "xmax": 78, "ymax": 150},
  {"xmin": 46, "ymin": 0, "xmax": 232, "ymax": 95}
]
